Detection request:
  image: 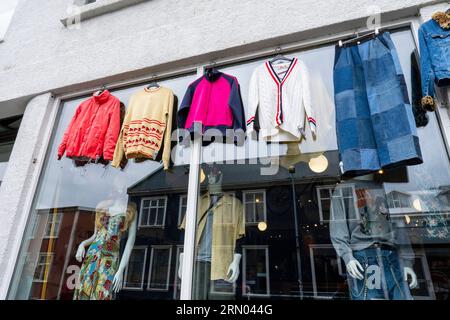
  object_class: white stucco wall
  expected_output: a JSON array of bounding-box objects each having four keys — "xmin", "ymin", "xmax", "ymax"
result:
[
  {"xmin": 0, "ymin": 0, "xmax": 443, "ymax": 103},
  {"xmin": 0, "ymin": 0, "xmax": 448, "ymax": 299}
]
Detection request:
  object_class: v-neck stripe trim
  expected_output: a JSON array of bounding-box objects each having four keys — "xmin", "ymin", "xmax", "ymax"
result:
[
  {"xmin": 264, "ymin": 57, "xmax": 298, "ymax": 126},
  {"xmin": 266, "ymin": 57, "xmax": 297, "ymax": 83}
]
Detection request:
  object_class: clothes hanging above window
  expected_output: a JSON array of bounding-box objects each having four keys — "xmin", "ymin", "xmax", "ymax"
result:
[
  {"xmin": 246, "ymin": 57, "xmax": 317, "ymax": 143},
  {"xmin": 112, "ymin": 86, "xmax": 175, "ymax": 170},
  {"xmin": 177, "ymin": 69, "xmax": 246, "ymax": 146},
  {"xmin": 418, "ymin": 11, "xmax": 450, "ymax": 111},
  {"xmin": 333, "ymin": 32, "xmax": 423, "ymax": 177},
  {"xmin": 57, "ymin": 90, "xmax": 121, "ymax": 163}
]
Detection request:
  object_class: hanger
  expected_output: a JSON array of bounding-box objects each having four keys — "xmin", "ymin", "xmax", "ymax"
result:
[
  {"xmin": 338, "ymin": 28, "xmax": 380, "ymax": 47},
  {"xmin": 147, "ymin": 75, "xmax": 160, "ymax": 89},
  {"xmin": 205, "ymin": 61, "xmax": 219, "ymax": 78},
  {"xmin": 270, "ymin": 47, "xmax": 292, "ymax": 64},
  {"xmin": 94, "ymin": 85, "xmax": 107, "ymax": 96}
]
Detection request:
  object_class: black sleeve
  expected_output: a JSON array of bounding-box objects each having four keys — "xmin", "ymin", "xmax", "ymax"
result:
[{"xmin": 228, "ymin": 77, "xmax": 246, "ymax": 146}]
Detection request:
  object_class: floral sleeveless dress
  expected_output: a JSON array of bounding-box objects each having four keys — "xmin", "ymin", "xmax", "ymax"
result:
[{"xmin": 74, "ymin": 214, "xmax": 126, "ymax": 300}]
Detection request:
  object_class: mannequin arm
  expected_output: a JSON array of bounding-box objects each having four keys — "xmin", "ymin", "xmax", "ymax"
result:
[
  {"xmin": 404, "ymin": 267, "xmax": 418, "ymax": 289},
  {"xmin": 75, "ymin": 225, "xmax": 97, "ymax": 263},
  {"xmin": 225, "ymin": 253, "xmax": 242, "ymax": 283},
  {"xmin": 112, "ymin": 217, "xmax": 137, "ymax": 293}
]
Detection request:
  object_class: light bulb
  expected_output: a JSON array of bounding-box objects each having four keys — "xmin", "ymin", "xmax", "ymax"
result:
[{"xmin": 308, "ymin": 155, "xmax": 328, "ymax": 173}]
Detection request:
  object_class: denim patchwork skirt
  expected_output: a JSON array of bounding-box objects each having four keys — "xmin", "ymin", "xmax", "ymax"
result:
[{"xmin": 334, "ymin": 32, "xmax": 423, "ymax": 176}]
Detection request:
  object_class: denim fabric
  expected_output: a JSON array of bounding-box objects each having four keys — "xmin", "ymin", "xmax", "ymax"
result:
[
  {"xmin": 334, "ymin": 32, "xmax": 423, "ymax": 176},
  {"xmin": 418, "ymin": 18, "xmax": 450, "ymax": 100},
  {"xmin": 348, "ymin": 248, "xmax": 412, "ymax": 300}
]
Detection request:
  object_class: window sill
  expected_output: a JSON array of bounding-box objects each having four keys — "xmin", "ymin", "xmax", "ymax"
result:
[{"xmin": 60, "ymin": 0, "xmax": 148, "ymax": 27}]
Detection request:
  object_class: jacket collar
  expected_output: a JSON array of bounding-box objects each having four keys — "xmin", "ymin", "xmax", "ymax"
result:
[
  {"xmin": 204, "ymin": 68, "xmax": 222, "ymax": 82},
  {"xmin": 432, "ymin": 12, "xmax": 450, "ymax": 30},
  {"xmin": 93, "ymin": 90, "xmax": 111, "ymax": 103}
]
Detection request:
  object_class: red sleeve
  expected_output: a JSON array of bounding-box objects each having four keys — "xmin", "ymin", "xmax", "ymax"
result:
[
  {"xmin": 57, "ymin": 104, "xmax": 82, "ymax": 159},
  {"xmin": 103, "ymin": 98, "xmax": 121, "ymax": 161}
]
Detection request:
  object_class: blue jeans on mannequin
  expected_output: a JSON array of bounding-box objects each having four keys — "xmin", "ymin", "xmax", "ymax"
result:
[{"xmin": 348, "ymin": 248, "xmax": 412, "ymax": 300}]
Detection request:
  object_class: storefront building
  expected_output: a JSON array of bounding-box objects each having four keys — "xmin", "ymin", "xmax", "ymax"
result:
[{"xmin": 0, "ymin": 0, "xmax": 449, "ymax": 300}]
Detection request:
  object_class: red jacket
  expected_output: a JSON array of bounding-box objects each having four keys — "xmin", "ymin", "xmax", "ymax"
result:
[{"xmin": 57, "ymin": 90, "xmax": 121, "ymax": 161}]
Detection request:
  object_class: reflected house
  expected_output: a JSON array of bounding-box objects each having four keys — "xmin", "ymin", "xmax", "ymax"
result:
[
  {"xmin": 24, "ymin": 206, "xmax": 95, "ymax": 300},
  {"xmin": 119, "ymin": 151, "xmax": 351, "ymax": 300}
]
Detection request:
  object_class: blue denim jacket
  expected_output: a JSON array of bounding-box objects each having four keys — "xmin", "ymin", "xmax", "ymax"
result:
[{"xmin": 418, "ymin": 12, "xmax": 450, "ymax": 110}]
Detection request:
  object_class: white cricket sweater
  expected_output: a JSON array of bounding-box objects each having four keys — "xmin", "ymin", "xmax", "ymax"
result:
[{"xmin": 246, "ymin": 57, "xmax": 316, "ymax": 142}]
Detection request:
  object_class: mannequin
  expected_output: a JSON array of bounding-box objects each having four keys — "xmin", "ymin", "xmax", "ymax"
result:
[
  {"xmin": 178, "ymin": 166, "xmax": 244, "ymax": 298},
  {"xmin": 74, "ymin": 182, "xmax": 137, "ymax": 300},
  {"xmin": 330, "ymin": 175, "xmax": 418, "ymax": 300}
]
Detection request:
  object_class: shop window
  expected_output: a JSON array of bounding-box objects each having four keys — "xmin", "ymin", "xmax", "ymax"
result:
[
  {"xmin": 317, "ymin": 185, "xmax": 358, "ymax": 224},
  {"xmin": 242, "ymin": 246, "xmax": 270, "ymax": 297},
  {"xmin": 139, "ymin": 196, "xmax": 167, "ymax": 228},
  {"xmin": 33, "ymin": 253, "xmax": 53, "ymax": 283},
  {"xmin": 43, "ymin": 212, "xmax": 63, "ymax": 239},
  {"xmin": 243, "ymin": 190, "xmax": 266, "ymax": 225},
  {"xmin": 148, "ymin": 246, "xmax": 172, "ymax": 291},
  {"xmin": 123, "ymin": 246, "xmax": 147, "ymax": 290},
  {"xmin": 9, "ymin": 25, "xmax": 450, "ymax": 302},
  {"xmin": 0, "ymin": 114, "xmax": 22, "ymax": 183}
]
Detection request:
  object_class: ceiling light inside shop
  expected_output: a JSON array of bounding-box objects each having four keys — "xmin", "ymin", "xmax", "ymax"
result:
[
  {"xmin": 308, "ymin": 155, "xmax": 328, "ymax": 173},
  {"xmin": 413, "ymin": 199, "xmax": 422, "ymax": 212},
  {"xmin": 258, "ymin": 221, "xmax": 267, "ymax": 232}
]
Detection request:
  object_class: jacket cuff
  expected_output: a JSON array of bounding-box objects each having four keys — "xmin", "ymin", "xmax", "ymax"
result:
[
  {"xmin": 421, "ymin": 96, "xmax": 437, "ymax": 112},
  {"xmin": 342, "ymin": 252, "xmax": 355, "ymax": 266}
]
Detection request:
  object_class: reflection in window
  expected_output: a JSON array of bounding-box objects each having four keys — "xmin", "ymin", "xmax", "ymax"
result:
[
  {"xmin": 317, "ymin": 185, "xmax": 358, "ymax": 224},
  {"xmin": 139, "ymin": 197, "xmax": 167, "ymax": 228},
  {"xmin": 243, "ymin": 190, "xmax": 266, "ymax": 225},
  {"xmin": 44, "ymin": 212, "xmax": 63, "ymax": 238},
  {"xmin": 387, "ymin": 191, "xmax": 412, "ymax": 209},
  {"xmin": 178, "ymin": 195, "xmax": 187, "ymax": 227},
  {"xmin": 148, "ymin": 246, "xmax": 172, "ymax": 291},
  {"xmin": 124, "ymin": 246, "xmax": 147, "ymax": 290},
  {"xmin": 243, "ymin": 246, "xmax": 269, "ymax": 297},
  {"xmin": 33, "ymin": 253, "xmax": 53, "ymax": 283}
]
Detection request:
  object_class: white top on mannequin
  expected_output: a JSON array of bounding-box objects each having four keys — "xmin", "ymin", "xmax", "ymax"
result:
[
  {"xmin": 75, "ymin": 198, "xmax": 137, "ymax": 293},
  {"xmin": 178, "ymin": 169, "xmax": 242, "ymax": 283},
  {"xmin": 343, "ymin": 174, "xmax": 417, "ymax": 289}
]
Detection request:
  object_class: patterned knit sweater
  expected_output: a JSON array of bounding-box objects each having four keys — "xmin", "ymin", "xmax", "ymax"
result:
[{"xmin": 112, "ymin": 86, "xmax": 174, "ymax": 170}]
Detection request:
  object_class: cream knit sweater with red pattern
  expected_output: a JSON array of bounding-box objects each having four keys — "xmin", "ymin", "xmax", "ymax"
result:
[{"xmin": 112, "ymin": 86, "xmax": 174, "ymax": 170}]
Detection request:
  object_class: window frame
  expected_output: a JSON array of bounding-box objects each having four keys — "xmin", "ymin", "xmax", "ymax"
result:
[
  {"xmin": 309, "ymin": 244, "xmax": 344, "ymax": 299},
  {"xmin": 32, "ymin": 253, "xmax": 54, "ymax": 283},
  {"xmin": 242, "ymin": 245, "xmax": 270, "ymax": 298},
  {"xmin": 243, "ymin": 190, "xmax": 267, "ymax": 226},
  {"xmin": 123, "ymin": 246, "xmax": 148, "ymax": 291},
  {"xmin": 178, "ymin": 194, "xmax": 187, "ymax": 227},
  {"xmin": 316, "ymin": 184, "xmax": 359, "ymax": 224},
  {"xmin": 147, "ymin": 245, "xmax": 173, "ymax": 292},
  {"xmin": 43, "ymin": 212, "xmax": 63, "ymax": 239},
  {"xmin": 138, "ymin": 196, "xmax": 168, "ymax": 228}
]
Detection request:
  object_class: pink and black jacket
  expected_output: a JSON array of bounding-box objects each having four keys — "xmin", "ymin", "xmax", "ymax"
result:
[{"xmin": 177, "ymin": 69, "xmax": 246, "ymax": 145}]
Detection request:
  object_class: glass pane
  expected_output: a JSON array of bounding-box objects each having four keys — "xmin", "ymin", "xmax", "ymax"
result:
[
  {"xmin": 188, "ymin": 28, "xmax": 450, "ymax": 301},
  {"xmin": 10, "ymin": 74, "xmax": 196, "ymax": 300},
  {"xmin": 149, "ymin": 248, "xmax": 171, "ymax": 290},
  {"xmin": 244, "ymin": 248, "xmax": 268, "ymax": 296},
  {"xmin": 124, "ymin": 248, "xmax": 146, "ymax": 289}
]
